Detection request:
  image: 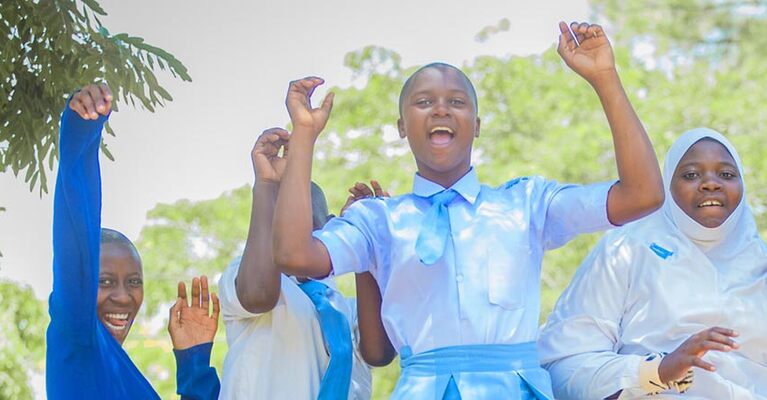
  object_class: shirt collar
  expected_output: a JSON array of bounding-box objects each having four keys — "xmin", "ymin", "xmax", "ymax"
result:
[{"xmin": 412, "ymin": 167, "xmax": 480, "ymax": 204}]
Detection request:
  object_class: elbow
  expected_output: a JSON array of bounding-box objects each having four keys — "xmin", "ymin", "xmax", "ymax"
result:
[
  {"xmin": 273, "ymin": 250, "xmax": 311, "ymax": 277},
  {"xmin": 360, "ymin": 341, "xmax": 396, "ymax": 367},
  {"xmin": 239, "ymin": 291, "xmax": 280, "ymax": 315},
  {"xmin": 641, "ymin": 185, "xmax": 665, "ymax": 214}
]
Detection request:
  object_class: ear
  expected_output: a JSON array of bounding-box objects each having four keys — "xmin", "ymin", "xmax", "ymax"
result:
[
  {"xmin": 397, "ymin": 118, "xmax": 406, "ymax": 139},
  {"xmin": 474, "ymin": 117, "xmax": 481, "ymax": 138}
]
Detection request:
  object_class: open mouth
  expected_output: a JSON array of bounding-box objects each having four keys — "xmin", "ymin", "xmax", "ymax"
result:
[
  {"xmin": 429, "ymin": 126, "xmax": 455, "ymax": 146},
  {"xmin": 102, "ymin": 312, "xmax": 131, "ymax": 331},
  {"xmin": 697, "ymin": 200, "xmax": 723, "ymax": 208}
]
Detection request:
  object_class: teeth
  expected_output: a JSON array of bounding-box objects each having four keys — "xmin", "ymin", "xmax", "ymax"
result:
[
  {"xmin": 698, "ymin": 200, "xmax": 723, "ymax": 207},
  {"xmin": 105, "ymin": 313, "xmax": 129, "ymax": 320},
  {"xmin": 430, "ymin": 126, "xmax": 454, "ymax": 134},
  {"xmin": 103, "ymin": 321, "xmax": 128, "ymax": 331}
]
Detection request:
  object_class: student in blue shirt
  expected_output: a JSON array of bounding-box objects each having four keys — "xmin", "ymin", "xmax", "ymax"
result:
[
  {"xmin": 48, "ymin": 83, "xmax": 219, "ymax": 400},
  {"xmin": 272, "ymin": 21, "xmax": 665, "ymax": 399}
]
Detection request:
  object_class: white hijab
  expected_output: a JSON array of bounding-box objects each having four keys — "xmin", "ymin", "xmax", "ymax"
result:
[{"xmin": 662, "ymin": 127, "xmax": 765, "ymax": 277}]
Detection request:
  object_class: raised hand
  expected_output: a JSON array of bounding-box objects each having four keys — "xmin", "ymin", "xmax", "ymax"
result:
[
  {"xmin": 658, "ymin": 327, "xmax": 739, "ymax": 384},
  {"xmin": 340, "ymin": 180, "xmax": 390, "ymax": 215},
  {"xmin": 69, "ymin": 83, "xmax": 113, "ymax": 120},
  {"xmin": 167, "ymin": 276, "xmax": 221, "ymax": 351},
  {"xmin": 285, "ymin": 77, "xmax": 335, "ymax": 139},
  {"xmin": 557, "ymin": 21, "xmax": 616, "ymax": 85},
  {"xmin": 252, "ymin": 127, "xmax": 290, "ymax": 183}
]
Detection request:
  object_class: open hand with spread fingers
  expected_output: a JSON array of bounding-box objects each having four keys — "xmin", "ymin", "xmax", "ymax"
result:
[
  {"xmin": 167, "ymin": 276, "xmax": 221, "ymax": 351},
  {"xmin": 658, "ymin": 326, "xmax": 739, "ymax": 384}
]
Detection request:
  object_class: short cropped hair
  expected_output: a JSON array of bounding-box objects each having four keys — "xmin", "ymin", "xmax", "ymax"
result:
[
  {"xmin": 100, "ymin": 228, "xmax": 142, "ymax": 266},
  {"xmin": 398, "ymin": 62, "xmax": 479, "ymax": 117}
]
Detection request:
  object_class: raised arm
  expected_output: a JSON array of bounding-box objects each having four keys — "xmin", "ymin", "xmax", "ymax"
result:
[
  {"xmin": 273, "ymin": 77, "xmax": 335, "ymax": 277},
  {"xmin": 50, "ymin": 83, "xmax": 112, "ymax": 342},
  {"xmin": 235, "ymin": 128, "xmax": 290, "ymax": 313},
  {"xmin": 558, "ymin": 21, "xmax": 664, "ymax": 225}
]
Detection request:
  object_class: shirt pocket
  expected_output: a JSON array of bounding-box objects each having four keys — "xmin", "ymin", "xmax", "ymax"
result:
[{"xmin": 487, "ymin": 244, "xmax": 530, "ymax": 310}]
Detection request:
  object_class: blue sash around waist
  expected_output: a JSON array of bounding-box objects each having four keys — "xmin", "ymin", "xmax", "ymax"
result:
[{"xmin": 393, "ymin": 342, "xmax": 554, "ymax": 400}]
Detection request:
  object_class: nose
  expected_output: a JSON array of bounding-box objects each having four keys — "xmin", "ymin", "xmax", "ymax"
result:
[
  {"xmin": 699, "ymin": 174, "xmax": 722, "ymax": 192},
  {"xmin": 432, "ymin": 98, "xmax": 450, "ymax": 117},
  {"xmin": 109, "ymin": 284, "xmax": 133, "ymax": 305}
]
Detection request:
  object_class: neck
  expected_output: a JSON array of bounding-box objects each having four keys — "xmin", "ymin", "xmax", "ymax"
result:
[{"xmin": 416, "ymin": 164, "xmax": 471, "ymax": 189}]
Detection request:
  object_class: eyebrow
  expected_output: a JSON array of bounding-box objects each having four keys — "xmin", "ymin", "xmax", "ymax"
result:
[
  {"xmin": 677, "ymin": 160, "xmax": 738, "ymax": 169},
  {"xmin": 410, "ymin": 89, "xmax": 470, "ymax": 99}
]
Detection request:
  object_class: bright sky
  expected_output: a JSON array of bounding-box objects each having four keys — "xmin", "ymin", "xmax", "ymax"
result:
[{"xmin": 0, "ymin": 0, "xmax": 590, "ymax": 298}]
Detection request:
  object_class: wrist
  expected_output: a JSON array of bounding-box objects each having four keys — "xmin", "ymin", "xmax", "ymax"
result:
[
  {"xmin": 588, "ymin": 68, "xmax": 621, "ymax": 90},
  {"xmin": 291, "ymin": 127, "xmax": 321, "ymax": 144},
  {"xmin": 642, "ymin": 352, "xmax": 694, "ymax": 395},
  {"xmin": 254, "ymin": 179, "xmax": 280, "ymax": 190}
]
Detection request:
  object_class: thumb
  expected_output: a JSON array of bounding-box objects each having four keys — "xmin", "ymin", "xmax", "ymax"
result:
[
  {"xmin": 320, "ymin": 92, "xmax": 335, "ymax": 115},
  {"xmin": 168, "ymin": 298, "xmax": 183, "ymax": 328}
]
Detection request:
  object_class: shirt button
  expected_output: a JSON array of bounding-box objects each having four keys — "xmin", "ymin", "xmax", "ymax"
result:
[{"xmin": 456, "ymin": 274, "xmax": 463, "ymax": 282}]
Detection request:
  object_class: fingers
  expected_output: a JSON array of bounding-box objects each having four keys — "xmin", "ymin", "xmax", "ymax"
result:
[
  {"xmin": 191, "ymin": 277, "xmax": 201, "ymax": 308},
  {"xmin": 371, "ymin": 180, "xmax": 385, "ymax": 197},
  {"xmin": 691, "ymin": 356, "xmax": 716, "ymax": 372},
  {"xmin": 168, "ymin": 297, "xmax": 183, "ymax": 326},
  {"xmin": 701, "ymin": 327, "xmax": 739, "ymax": 349},
  {"xmin": 287, "ymin": 77, "xmax": 325, "ymax": 105},
  {"xmin": 557, "ymin": 21, "xmax": 577, "ymax": 55},
  {"xmin": 211, "ymin": 292, "xmax": 221, "ymax": 321},
  {"xmin": 70, "ymin": 83, "xmax": 113, "ymax": 119},
  {"xmin": 200, "ymin": 275, "xmax": 210, "ymax": 311},
  {"xmin": 177, "ymin": 281, "xmax": 188, "ymax": 307},
  {"xmin": 350, "ymin": 182, "xmax": 374, "ymax": 198},
  {"xmin": 320, "ymin": 92, "xmax": 335, "ymax": 115}
]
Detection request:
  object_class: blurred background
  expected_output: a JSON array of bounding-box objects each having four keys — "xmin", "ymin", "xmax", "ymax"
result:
[{"xmin": 2, "ymin": 0, "xmax": 766, "ymax": 398}]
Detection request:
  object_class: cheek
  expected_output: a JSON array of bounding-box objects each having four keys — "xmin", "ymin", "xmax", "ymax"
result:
[
  {"xmin": 96, "ymin": 289, "xmax": 109, "ymax": 309},
  {"xmin": 131, "ymin": 288, "xmax": 144, "ymax": 306},
  {"xmin": 670, "ymin": 182, "xmax": 695, "ymax": 210}
]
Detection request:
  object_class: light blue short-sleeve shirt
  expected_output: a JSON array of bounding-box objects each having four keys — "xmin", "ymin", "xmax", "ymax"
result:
[{"xmin": 314, "ymin": 167, "xmax": 615, "ymax": 356}]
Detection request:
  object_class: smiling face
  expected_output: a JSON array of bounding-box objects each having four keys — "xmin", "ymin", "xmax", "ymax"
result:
[
  {"xmin": 670, "ymin": 138, "xmax": 743, "ymax": 228},
  {"xmin": 97, "ymin": 240, "xmax": 143, "ymax": 345},
  {"xmin": 397, "ymin": 65, "xmax": 480, "ymax": 188}
]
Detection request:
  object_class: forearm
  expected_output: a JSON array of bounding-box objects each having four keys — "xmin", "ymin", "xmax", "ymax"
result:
[
  {"xmin": 273, "ymin": 132, "xmax": 331, "ymax": 277},
  {"xmin": 235, "ymin": 181, "xmax": 281, "ymax": 313},
  {"xmin": 546, "ymin": 352, "xmax": 642, "ymax": 400},
  {"xmin": 355, "ymin": 272, "xmax": 395, "ymax": 366},
  {"xmin": 592, "ymin": 71, "xmax": 663, "ymax": 224},
  {"xmin": 51, "ymin": 105, "xmax": 108, "ymax": 335},
  {"xmin": 174, "ymin": 342, "xmax": 220, "ymax": 400}
]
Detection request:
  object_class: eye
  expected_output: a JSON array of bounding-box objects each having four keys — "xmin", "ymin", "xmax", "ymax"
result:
[
  {"xmin": 415, "ymin": 98, "xmax": 432, "ymax": 106},
  {"xmin": 682, "ymin": 171, "xmax": 698, "ymax": 180},
  {"xmin": 99, "ymin": 278, "xmax": 114, "ymax": 287},
  {"xmin": 449, "ymin": 98, "xmax": 466, "ymax": 106},
  {"xmin": 720, "ymin": 170, "xmax": 737, "ymax": 179},
  {"xmin": 128, "ymin": 278, "xmax": 143, "ymax": 287}
]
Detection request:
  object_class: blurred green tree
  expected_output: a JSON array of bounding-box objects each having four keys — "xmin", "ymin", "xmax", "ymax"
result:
[{"xmin": 0, "ymin": 280, "xmax": 47, "ymax": 400}]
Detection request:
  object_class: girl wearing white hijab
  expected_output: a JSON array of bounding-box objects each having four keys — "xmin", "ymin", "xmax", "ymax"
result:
[{"xmin": 538, "ymin": 128, "xmax": 767, "ymax": 399}]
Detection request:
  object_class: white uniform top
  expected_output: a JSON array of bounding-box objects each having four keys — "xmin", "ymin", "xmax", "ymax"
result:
[
  {"xmin": 539, "ymin": 128, "xmax": 767, "ymax": 399},
  {"xmin": 217, "ymin": 258, "xmax": 372, "ymax": 400}
]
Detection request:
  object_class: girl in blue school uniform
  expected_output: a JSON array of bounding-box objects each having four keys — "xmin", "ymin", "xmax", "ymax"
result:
[
  {"xmin": 271, "ymin": 22, "xmax": 665, "ymax": 399},
  {"xmin": 47, "ymin": 83, "xmax": 219, "ymax": 400}
]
